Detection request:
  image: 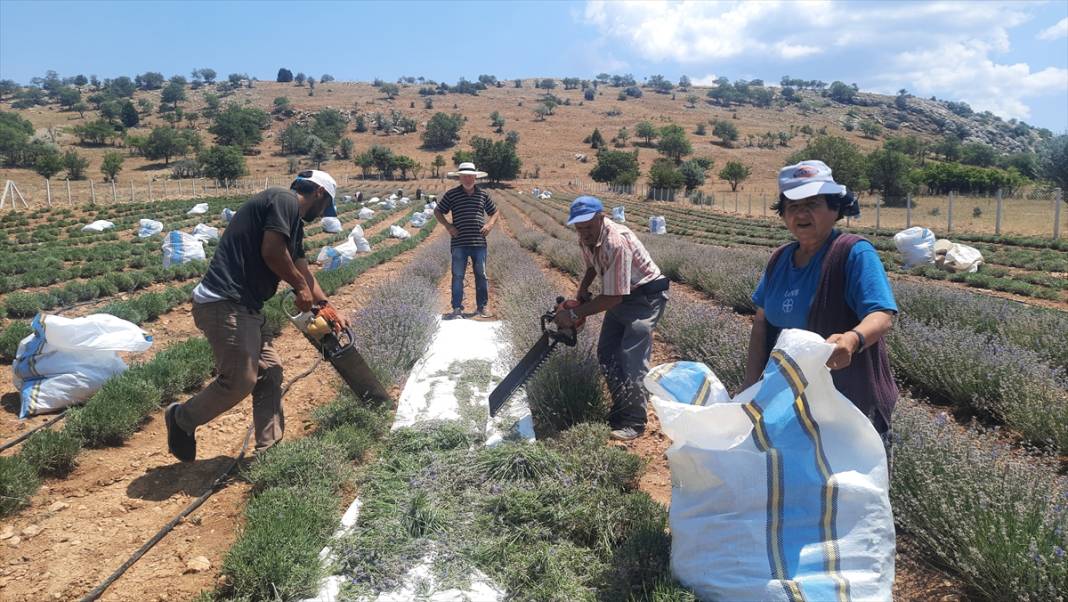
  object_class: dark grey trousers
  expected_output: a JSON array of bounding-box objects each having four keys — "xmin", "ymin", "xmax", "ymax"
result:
[{"xmin": 597, "ymin": 290, "xmax": 668, "ymax": 429}]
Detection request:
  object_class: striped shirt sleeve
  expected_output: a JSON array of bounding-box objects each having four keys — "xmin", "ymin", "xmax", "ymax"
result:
[{"xmin": 600, "ymin": 243, "xmax": 632, "ymax": 296}]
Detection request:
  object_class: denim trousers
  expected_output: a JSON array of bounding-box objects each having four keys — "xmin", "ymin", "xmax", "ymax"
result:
[{"xmin": 451, "ymin": 245, "xmax": 488, "ymax": 310}]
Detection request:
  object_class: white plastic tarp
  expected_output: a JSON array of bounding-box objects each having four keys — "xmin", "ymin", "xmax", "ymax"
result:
[
  {"xmin": 321, "ymin": 217, "xmax": 342, "ymax": 233},
  {"xmin": 389, "ymin": 225, "xmax": 411, "ymax": 240},
  {"xmin": 893, "ymin": 227, "xmax": 936, "ymax": 268},
  {"xmin": 81, "ymin": 220, "xmax": 114, "ymax": 232},
  {"xmin": 187, "ymin": 202, "xmax": 209, "ymax": 215},
  {"xmin": 645, "ymin": 329, "xmax": 894, "ymax": 602},
  {"xmin": 302, "ymin": 319, "xmax": 527, "ymax": 602},
  {"xmin": 162, "ymin": 231, "xmax": 206, "ymax": 267},
  {"xmin": 409, "ymin": 213, "xmax": 428, "ymax": 228},
  {"xmin": 190, "ymin": 223, "xmax": 219, "ymax": 243},
  {"xmin": 137, "ymin": 219, "xmax": 163, "ymax": 238},
  {"xmin": 358, "ymin": 207, "xmax": 375, "ymax": 219},
  {"xmin": 14, "ymin": 313, "xmax": 153, "ymax": 417},
  {"xmin": 316, "ymin": 236, "xmax": 370, "ymax": 270}
]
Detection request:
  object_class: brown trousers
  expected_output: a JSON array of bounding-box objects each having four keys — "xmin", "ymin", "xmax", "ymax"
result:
[{"xmin": 175, "ymin": 300, "xmax": 284, "ymax": 451}]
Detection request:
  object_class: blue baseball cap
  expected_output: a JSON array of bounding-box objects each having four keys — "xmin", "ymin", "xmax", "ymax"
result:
[{"xmin": 567, "ymin": 195, "xmax": 604, "ymax": 225}]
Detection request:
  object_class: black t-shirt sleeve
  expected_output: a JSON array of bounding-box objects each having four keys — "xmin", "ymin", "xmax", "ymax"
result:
[
  {"xmin": 293, "ymin": 225, "xmax": 306, "ymax": 260},
  {"xmin": 264, "ymin": 193, "xmax": 299, "ymax": 238},
  {"xmin": 484, "ymin": 194, "xmax": 497, "ymax": 216}
]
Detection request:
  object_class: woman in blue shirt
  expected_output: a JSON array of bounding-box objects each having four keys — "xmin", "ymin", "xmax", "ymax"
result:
[{"xmin": 743, "ymin": 161, "xmax": 899, "ymax": 448}]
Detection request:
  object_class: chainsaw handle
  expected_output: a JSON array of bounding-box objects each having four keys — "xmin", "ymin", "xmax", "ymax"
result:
[{"xmin": 540, "ymin": 296, "xmax": 580, "ymax": 347}]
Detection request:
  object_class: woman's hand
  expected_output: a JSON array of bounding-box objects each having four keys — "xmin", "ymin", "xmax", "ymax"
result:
[{"xmin": 825, "ymin": 331, "xmax": 861, "ymax": 371}]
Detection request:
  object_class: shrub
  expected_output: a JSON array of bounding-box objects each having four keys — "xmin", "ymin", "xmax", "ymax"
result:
[
  {"xmin": 4, "ymin": 292, "xmax": 43, "ymax": 318},
  {"xmin": 892, "ymin": 399, "xmax": 1068, "ymax": 600},
  {"xmin": 657, "ymin": 296, "xmax": 750, "ymax": 392},
  {"xmin": 65, "ymin": 374, "xmax": 162, "ymax": 447},
  {"xmin": 244, "ymin": 437, "xmax": 351, "ymax": 494},
  {"xmin": 0, "ymin": 456, "xmax": 39, "ymax": 516},
  {"xmin": 0, "ymin": 320, "xmax": 33, "ymax": 360},
  {"xmin": 21, "ymin": 429, "xmax": 82, "ymax": 477}
]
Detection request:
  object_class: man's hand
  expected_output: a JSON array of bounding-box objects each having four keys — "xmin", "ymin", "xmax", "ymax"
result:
[
  {"xmin": 316, "ymin": 303, "xmax": 349, "ymax": 333},
  {"xmin": 825, "ymin": 331, "xmax": 861, "ymax": 371},
  {"xmin": 445, "ymin": 223, "xmax": 460, "ymax": 237},
  {"xmin": 480, "ymin": 223, "xmax": 493, "ymax": 236},
  {"xmin": 576, "ymin": 288, "xmax": 592, "ymax": 303},
  {"xmin": 294, "ymin": 286, "xmax": 315, "ymax": 312},
  {"xmin": 554, "ymin": 309, "xmax": 575, "ymax": 329}
]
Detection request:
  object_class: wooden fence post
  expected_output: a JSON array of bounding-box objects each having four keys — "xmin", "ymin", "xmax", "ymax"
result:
[
  {"xmin": 1054, "ymin": 189, "xmax": 1062, "ymax": 241},
  {"xmin": 995, "ymin": 189, "xmax": 1003, "ymax": 236},
  {"xmin": 148, "ymin": 179, "xmax": 153, "ymax": 200},
  {"xmin": 178, "ymin": 179, "xmax": 183, "ymax": 196},
  {"xmin": 90, "ymin": 179, "xmax": 96, "ymax": 204},
  {"xmin": 130, "ymin": 180, "xmax": 134, "ymax": 202},
  {"xmin": 111, "ymin": 179, "xmax": 117, "ymax": 203},
  {"xmin": 45, "ymin": 179, "xmax": 52, "ymax": 206},
  {"xmin": 65, "ymin": 178, "xmax": 72, "ymax": 205},
  {"xmin": 905, "ymin": 193, "xmax": 912, "ymax": 228},
  {"xmin": 947, "ymin": 191, "xmax": 954, "ymax": 233},
  {"xmin": 875, "ymin": 194, "xmax": 881, "ymax": 230},
  {"xmin": 747, "ymin": 192, "xmax": 752, "ymax": 216}
]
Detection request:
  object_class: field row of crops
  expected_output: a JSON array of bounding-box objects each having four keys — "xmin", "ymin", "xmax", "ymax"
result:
[
  {"xmin": 0, "ymin": 200, "xmax": 440, "ymax": 520},
  {"xmin": 500, "ymin": 191, "xmax": 1067, "ymax": 600},
  {"xmin": 541, "ymin": 193, "xmax": 1068, "ymax": 301}
]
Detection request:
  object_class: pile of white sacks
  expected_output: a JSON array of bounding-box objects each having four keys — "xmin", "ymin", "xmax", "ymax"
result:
[{"xmin": 893, "ymin": 226, "xmax": 983, "ymax": 273}]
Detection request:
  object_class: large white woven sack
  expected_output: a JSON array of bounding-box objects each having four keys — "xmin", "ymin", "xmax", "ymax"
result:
[
  {"xmin": 645, "ymin": 329, "xmax": 894, "ymax": 601},
  {"xmin": 187, "ymin": 202, "xmax": 209, "ymax": 215},
  {"xmin": 14, "ymin": 313, "xmax": 153, "ymax": 417},
  {"xmin": 893, "ymin": 226, "xmax": 935, "ymax": 268},
  {"xmin": 162, "ymin": 231, "xmax": 206, "ymax": 267},
  {"xmin": 137, "ymin": 219, "xmax": 163, "ymax": 238}
]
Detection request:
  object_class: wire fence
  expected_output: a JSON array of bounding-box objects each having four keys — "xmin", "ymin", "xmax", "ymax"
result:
[
  {"xmin": 576, "ymin": 180, "xmax": 1066, "ymax": 240},
  {"xmin": 0, "ymin": 173, "xmax": 440, "ymax": 211}
]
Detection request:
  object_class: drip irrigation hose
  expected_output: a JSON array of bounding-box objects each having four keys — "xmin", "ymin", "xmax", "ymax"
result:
[
  {"xmin": 0, "ymin": 410, "xmax": 67, "ymax": 453},
  {"xmin": 77, "ymin": 358, "xmax": 323, "ymax": 602}
]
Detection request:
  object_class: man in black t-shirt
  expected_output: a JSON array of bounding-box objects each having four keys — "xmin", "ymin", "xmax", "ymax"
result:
[
  {"xmin": 434, "ymin": 162, "xmax": 498, "ymax": 319},
  {"xmin": 165, "ymin": 170, "xmax": 347, "ymax": 462}
]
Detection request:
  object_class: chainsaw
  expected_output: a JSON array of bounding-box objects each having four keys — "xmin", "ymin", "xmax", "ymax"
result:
[
  {"xmin": 282, "ymin": 292, "xmax": 391, "ymax": 405},
  {"xmin": 488, "ymin": 296, "xmax": 586, "ymax": 417}
]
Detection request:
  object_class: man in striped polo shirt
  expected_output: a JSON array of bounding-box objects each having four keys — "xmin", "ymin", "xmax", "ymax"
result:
[
  {"xmin": 434, "ymin": 162, "xmax": 499, "ymax": 319},
  {"xmin": 554, "ymin": 196, "xmax": 669, "ymax": 440}
]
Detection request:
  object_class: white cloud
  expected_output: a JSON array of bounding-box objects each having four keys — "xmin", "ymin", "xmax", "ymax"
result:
[
  {"xmin": 581, "ymin": 0, "xmax": 1065, "ymax": 123},
  {"xmin": 691, "ymin": 73, "xmax": 720, "ymax": 86},
  {"xmin": 1037, "ymin": 17, "xmax": 1068, "ymax": 40},
  {"xmin": 875, "ymin": 38, "xmax": 1068, "ymax": 120}
]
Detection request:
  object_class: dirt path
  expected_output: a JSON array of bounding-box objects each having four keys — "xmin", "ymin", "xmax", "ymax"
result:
[
  {"xmin": 0, "ymin": 228, "xmax": 444, "ymax": 602},
  {"xmin": 498, "ymin": 204, "xmax": 971, "ymax": 601}
]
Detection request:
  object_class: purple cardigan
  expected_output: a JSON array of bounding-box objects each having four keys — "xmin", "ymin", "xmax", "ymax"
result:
[{"xmin": 761, "ymin": 232, "xmax": 898, "ymax": 425}]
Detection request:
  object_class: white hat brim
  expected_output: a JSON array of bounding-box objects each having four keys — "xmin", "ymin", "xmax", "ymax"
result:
[
  {"xmin": 781, "ymin": 180, "xmax": 845, "ymax": 200},
  {"xmin": 567, "ymin": 212, "xmax": 598, "ymax": 226},
  {"xmin": 447, "ymin": 171, "xmax": 488, "ymax": 178}
]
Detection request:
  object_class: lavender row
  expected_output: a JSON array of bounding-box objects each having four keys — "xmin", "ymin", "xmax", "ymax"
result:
[
  {"xmin": 487, "ymin": 230, "xmax": 608, "ymax": 434},
  {"xmin": 891, "ymin": 398, "xmax": 1068, "ymax": 600},
  {"xmin": 892, "ymin": 281, "xmax": 1068, "ymax": 371},
  {"xmin": 349, "ymin": 235, "xmax": 450, "ymax": 387},
  {"xmin": 886, "ymin": 316, "xmax": 1068, "ymax": 451}
]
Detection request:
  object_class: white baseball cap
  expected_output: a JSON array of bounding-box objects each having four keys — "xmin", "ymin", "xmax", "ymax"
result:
[
  {"xmin": 778, "ymin": 160, "xmax": 847, "ymax": 200},
  {"xmin": 296, "ymin": 169, "xmax": 337, "ymax": 202}
]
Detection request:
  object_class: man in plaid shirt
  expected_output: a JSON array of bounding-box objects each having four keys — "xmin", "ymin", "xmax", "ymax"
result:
[{"xmin": 554, "ymin": 196, "xmax": 669, "ymax": 440}]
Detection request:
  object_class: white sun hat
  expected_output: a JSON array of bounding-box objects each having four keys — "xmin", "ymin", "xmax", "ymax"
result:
[
  {"xmin": 778, "ymin": 160, "xmax": 847, "ymax": 200},
  {"xmin": 447, "ymin": 162, "xmax": 488, "ymax": 178}
]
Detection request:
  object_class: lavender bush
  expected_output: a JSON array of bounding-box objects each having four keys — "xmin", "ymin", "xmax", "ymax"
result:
[
  {"xmin": 658, "ymin": 296, "xmax": 750, "ymax": 393},
  {"xmin": 351, "ymin": 237, "xmax": 450, "ymax": 386},
  {"xmin": 892, "ymin": 399, "xmax": 1068, "ymax": 601},
  {"xmin": 893, "ymin": 281, "xmax": 1068, "ymax": 371},
  {"xmin": 887, "ymin": 316, "xmax": 1068, "ymax": 451},
  {"xmin": 488, "ymin": 231, "xmax": 607, "ymax": 434}
]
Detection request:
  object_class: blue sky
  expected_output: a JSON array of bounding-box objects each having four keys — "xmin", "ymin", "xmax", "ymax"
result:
[{"xmin": 2, "ymin": 0, "xmax": 1066, "ymax": 131}]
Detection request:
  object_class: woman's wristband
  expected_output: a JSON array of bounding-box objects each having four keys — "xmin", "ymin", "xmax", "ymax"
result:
[{"xmin": 849, "ymin": 329, "xmax": 866, "ymax": 354}]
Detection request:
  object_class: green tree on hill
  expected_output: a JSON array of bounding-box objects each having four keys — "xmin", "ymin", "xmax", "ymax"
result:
[
  {"xmin": 431, "ymin": 154, "xmax": 446, "ymax": 178},
  {"xmin": 712, "ymin": 120, "xmax": 739, "ymax": 147},
  {"xmin": 858, "ymin": 119, "xmax": 882, "ymax": 139},
  {"xmin": 199, "ymin": 145, "xmax": 247, "ymax": 184},
  {"xmin": 657, "ymin": 124, "xmax": 692, "ymax": 162},
  {"xmin": 421, "ymin": 112, "xmax": 464, "ymax": 150},
  {"xmin": 1037, "ymin": 134, "xmax": 1068, "ymax": 193},
  {"xmin": 648, "ymin": 158, "xmax": 684, "ymax": 190},
  {"xmin": 589, "ymin": 149, "xmax": 640, "ymax": 186},
  {"xmin": 101, "ymin": 151, "xmax": 123, "ymax": 181},
  {"xmin": 679, "ymin": 158, "xmax": 710, "ymax": 191},
  {"xmin": 120, "ymin": 101, "xmax": 139, "ymax": 128},
  {"xmin": 470, "ymin": 135, "xmax": 521, "ymax": 183},
  {"xmin": 866, "ymin": 149, "xmax": 913, "ymax": 205},
  {"xmin": 209, "ymin": 104, "xmax": 269, "ymax": 151},
  {"xmin": 277, "ymin": 68, "xmax": 293, "ymax": 83},
  {"xmin": 635, "ymin": 121, "xmax": 657, "ymax": 146},
  {"xmin": 63, "ymin": 149, "xmax": 89, "ymax": 180},
  {"xmin": 380, "ymin": 83, "xmax": 400, "ymax": 99},
  {"xmin": 787, "ymin": 136, "xmax": 869, "ymax": 192},
  {"xmin": 587, "ymin": 128, "xmax": 606, "ymax": 149},
  {"xmin": 719, "ymin": 160, "xmax": 751, "ymax": 191},
  {"xmin": 827, "ymin": 81, "xmax": 856, "ymax": 104},
  {"xmin": 161, "ymin": 81, "xmax": 186, "ymax": 111},
  {"xmin": 33, "ymin": 147, "xmax": 64, "ymax": 180}
]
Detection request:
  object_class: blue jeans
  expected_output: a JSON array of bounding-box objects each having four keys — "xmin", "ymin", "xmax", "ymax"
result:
[{"xmin": 451, "ymin": 246, "xmax": 488, "ymax": 311}]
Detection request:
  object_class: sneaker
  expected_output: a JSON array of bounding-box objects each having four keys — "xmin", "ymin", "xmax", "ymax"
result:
[
  {"xmin": 609, "ymin": 426, "xmax": 643, "ymax": 441},
  {"xmin": 165, "ymin": 403, "xmax": 197, "ymax": 462},
  {"xmin": 475, "ymin": 307, "xmax": 493, "ymax": 319},
  {"xmin": 449, "ymin": 308, "xmax": 464, "ymax": 320}
]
